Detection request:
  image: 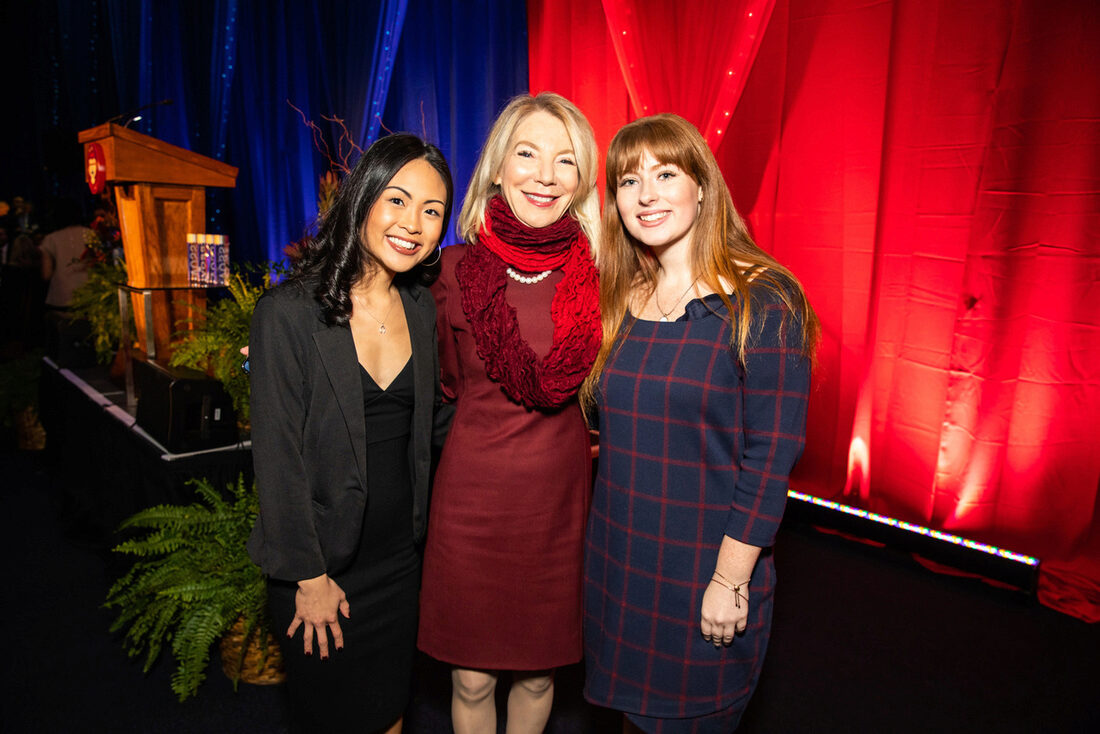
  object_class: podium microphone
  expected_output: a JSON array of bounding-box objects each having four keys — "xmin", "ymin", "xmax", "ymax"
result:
[{"xmin": 107, "ymin": 98, "xmax": 175, "ymax": 127}]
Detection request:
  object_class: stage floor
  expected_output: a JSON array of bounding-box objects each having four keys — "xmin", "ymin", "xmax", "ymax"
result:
[{"xmin": 4, "ymin": 445, "xmax": 1097, "ymax": 733}]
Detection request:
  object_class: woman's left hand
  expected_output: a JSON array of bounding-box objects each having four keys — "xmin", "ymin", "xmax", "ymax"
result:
[{"xmin": 700, "ymin": 579, "xmax": 749, "ymax": 647}]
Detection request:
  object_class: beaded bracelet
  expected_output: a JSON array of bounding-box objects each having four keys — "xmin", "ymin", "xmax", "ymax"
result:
[{"xmin": 711, "ymin": 571, "xmax": 751, "ymax": 609}]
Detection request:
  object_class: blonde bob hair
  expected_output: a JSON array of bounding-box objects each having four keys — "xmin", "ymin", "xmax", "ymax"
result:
[
  {"xmin": 457, "ymin": 92, "xmax": 600, "ymax": 249},
  {"xmin": 583, "ymin": 114, "xmax": 819, "ymax": 407}
]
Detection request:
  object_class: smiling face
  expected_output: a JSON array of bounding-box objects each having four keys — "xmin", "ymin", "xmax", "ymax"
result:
[
  {"xmin": 494, "ymin": 110, "xmax": 579, "ymax": 229},
  {"xmin": 361, "ymin": 158, "xmax": 448, "ymax": 276},
  {"xmin": 615, "ymin": 150, "xmax": 703, "ymax": 253}
]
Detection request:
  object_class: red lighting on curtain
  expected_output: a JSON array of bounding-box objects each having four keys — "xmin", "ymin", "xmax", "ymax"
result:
[
  {"xmin": 528, "ymin": 0, "xmax": 1100, "ymax": 622},
  {"xmin": 600, "ymin": 0, "xmax": 774, "ymax": 149}
]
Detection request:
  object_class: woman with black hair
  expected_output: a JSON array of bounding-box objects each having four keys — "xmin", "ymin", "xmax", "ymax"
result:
[{"xmin": 247, "ymin": 133, "xmax": 454, "ymax": 733}]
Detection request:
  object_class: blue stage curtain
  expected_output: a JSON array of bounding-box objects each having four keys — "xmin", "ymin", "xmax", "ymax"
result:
[
  {"xmin": 105, "ymin": 0, "xmax": 243, "ymax": 238},
  {"xmin": 228, "ymin": 1, "xmax": 326, "ymax": 263},
  {"xmin": 203, "ymin": 0, "xmax": 241, "ymax": 238},
  {"xmin": 208, "ymin": 0, "xmax": 240, "ymax": 163},
  {"xmin": 8, "ymin": 1, "xmax": 530, "ymax": 262},
  {"xmin": 106, "ymin": 0, "xmax": 193, "ymax": 146},
  {"xmin": 97, "ymin": 0, "xmax": 409, "ymax": 262},
  {"xmin": 104, "ymin": 0, "xmax": 154, "ymax": 136},
  {"xmin": 227, "ymin": 1, "xmax": 420, "ymax": 263},
  {"xmin": 382, "ymin": 0, "xmax": 529, "ymax": 246},
  {"xmin": 318, "ymin": 0, "xmax": 409, "ymax": 147}
]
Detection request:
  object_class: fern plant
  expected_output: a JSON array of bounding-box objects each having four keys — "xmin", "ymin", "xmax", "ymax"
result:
[
  {"xmin": 104, "ymin": 475, "xmax": 273, "ymax": 701},
  {"xmin": 68, "ymin": 259, "xmax": 128, "ymax": 364},
  {"xmin": 169, "ymin": 269, "xmax": 273, "ymax": 427}
]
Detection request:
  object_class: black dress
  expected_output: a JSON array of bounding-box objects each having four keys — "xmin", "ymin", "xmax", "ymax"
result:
[{"xmin": 268, "ymin": 358, "xmax": 419, "ymax": 732}]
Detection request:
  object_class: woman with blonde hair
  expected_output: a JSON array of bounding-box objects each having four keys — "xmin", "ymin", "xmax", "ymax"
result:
[
  {"xmin": 582, "ymin": 113, "xmax": 818, "ymax": 733},
  {"xmin": 418, "ymin": 92, "xmax": 602, "ymax": 733}
]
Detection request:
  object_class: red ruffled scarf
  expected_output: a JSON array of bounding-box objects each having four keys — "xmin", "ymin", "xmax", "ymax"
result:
[{"xmin": 455, "ymin": 196, "xmax": 601, "ymax": 409}]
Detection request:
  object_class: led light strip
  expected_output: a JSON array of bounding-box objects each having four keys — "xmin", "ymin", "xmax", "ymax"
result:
[{"xmin": 787, "ymin": 490, "xmax": 1039, "ymax": 567}]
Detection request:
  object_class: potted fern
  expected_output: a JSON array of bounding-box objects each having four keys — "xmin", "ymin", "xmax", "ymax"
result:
[
  {"xmin": 68, "ymin": 211, "xmax": 128, "ymax": 367},
  {"xmin": 104, "ymin": 475, "xmax": 283, "ymax": 701},
  {"xmin": 168, "ymin": 269, "xmax": 275, "ymax": 432},
  {"xmin": 68, "ymin": 258, "xmax": 129, "ymax": 366}
]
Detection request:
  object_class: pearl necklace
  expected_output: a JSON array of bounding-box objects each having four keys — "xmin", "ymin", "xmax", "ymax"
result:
[{"xmin": 506, "ymin": 266, "xmax": 553, "ymax": 285}]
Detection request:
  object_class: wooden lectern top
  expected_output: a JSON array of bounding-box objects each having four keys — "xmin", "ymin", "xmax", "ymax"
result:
[{"xmin": 78, "ymin": 123, "xmax": 238, "ymax": 188}]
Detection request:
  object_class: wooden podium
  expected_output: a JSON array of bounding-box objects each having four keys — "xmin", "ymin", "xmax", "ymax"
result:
[{"xmin": 78, "ymin": 123, "xmax": 238, "ymax": 361}]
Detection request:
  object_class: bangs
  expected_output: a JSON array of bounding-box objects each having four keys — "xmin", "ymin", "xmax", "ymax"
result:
[{"xmin": 606, "ymin": 116, "xmax": 704, "ymax": 183}]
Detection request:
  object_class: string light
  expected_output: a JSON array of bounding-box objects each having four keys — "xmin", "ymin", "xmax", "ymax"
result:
[
  {"xmin": 787, "ymin": 490, "xmax": 1040, "ymax": 566},
  {"xmin": 211, "ymin": 0, "xmax": 238, "ymax": 226}
]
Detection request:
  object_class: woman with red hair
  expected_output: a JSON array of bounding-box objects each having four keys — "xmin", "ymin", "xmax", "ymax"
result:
[{"xmin": 582, "ymin": 114, "xmax": 819, "ymax": 733}]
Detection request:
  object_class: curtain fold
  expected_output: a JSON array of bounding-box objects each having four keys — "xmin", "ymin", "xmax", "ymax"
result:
[
  {"xmin": 600, "ymin": 0, "xmax": 774, "ymax": 148},
  {"xmin": 106, "ymin": 0, "xmax": 154, "ymax": 136},
  {"xmin": 207, "ymin": 0, "xmax": 239, "ymax": 162},
  {"xmin": 934, "ymin": 0, "xmax": 1100, "ymax": 619},
  {"xmin": 360, "ymin": 0, "xmax": 407, "ymax": 146},
  {"xmin": 228, "ymin": 0, "xmax": 324, "ymax": 262}
]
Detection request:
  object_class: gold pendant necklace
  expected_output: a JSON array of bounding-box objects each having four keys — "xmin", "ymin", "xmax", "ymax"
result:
[
  {"xmin": 655, "ymin": 278, "xmax": 699, "ymax": 322},
  {"xmin": 357, "ymin": 292, "xmax": 398, "ymax": 335}
]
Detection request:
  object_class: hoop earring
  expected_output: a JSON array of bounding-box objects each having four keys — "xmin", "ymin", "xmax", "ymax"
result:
[{"xmin": 422, "ymin": 246, "xmax": 442, "ymax": 267}]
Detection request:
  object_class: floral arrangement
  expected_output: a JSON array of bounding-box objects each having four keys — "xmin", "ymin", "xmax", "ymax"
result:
[
  {"xmin": 69, "ymin": 196, "xmax": 128, "ymax": 364},
  {"xmin": 82, "ymin": 206, "xmax": 123, "ymax": 264}
]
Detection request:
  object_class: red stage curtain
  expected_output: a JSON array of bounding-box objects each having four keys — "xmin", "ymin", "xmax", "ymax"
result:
[
  {"xmin": 600, "ymin": 0, "xmax": 774, "ymax": 149},
  {"xmin": 526, "ymin": 0, "xmax": 630, "ymax": 194},
  {"xmin": 528, "ymin": 0, "xmax": 1100, "ymax": 622}
]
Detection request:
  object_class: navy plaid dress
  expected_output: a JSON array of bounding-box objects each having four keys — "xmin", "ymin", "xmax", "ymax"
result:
[{"xmin": 583, "ymin": 291, "xmax": 811, "ymax": 731}]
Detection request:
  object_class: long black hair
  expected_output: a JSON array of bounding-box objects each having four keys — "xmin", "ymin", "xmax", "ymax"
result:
[{"xmin": 293, "ymin": 133, "xmax": 454, "ymax": 325}]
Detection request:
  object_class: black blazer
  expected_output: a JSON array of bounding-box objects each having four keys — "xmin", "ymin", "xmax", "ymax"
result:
[{"xmin": 246, "ymin": 278, "xmax": 452, "ymax": 582}]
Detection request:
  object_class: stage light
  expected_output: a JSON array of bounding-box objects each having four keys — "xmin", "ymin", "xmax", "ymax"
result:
[
  {"xmin": 786, "ymin": 489, "xmax": 1040, "ymax": 591},
  {"xmin": 788, "ymin": 490, "xmax": 1038, "ymax": 565}
]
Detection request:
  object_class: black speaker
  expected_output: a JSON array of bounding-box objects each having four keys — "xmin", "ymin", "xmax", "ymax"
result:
[{"xmin": 134, "ymin": 359, "xmax": 239, "ymax": 453}]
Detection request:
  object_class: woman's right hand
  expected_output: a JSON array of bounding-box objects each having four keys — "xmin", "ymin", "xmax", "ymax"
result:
[{"xmin": 288, "ymin": 573, "xmax": 350, "ymax": 658}]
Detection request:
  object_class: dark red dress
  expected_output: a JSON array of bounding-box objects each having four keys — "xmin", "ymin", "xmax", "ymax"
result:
[{"xmin": 418, "ymin": 244, "xmax": 591, "ymax": 670}]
